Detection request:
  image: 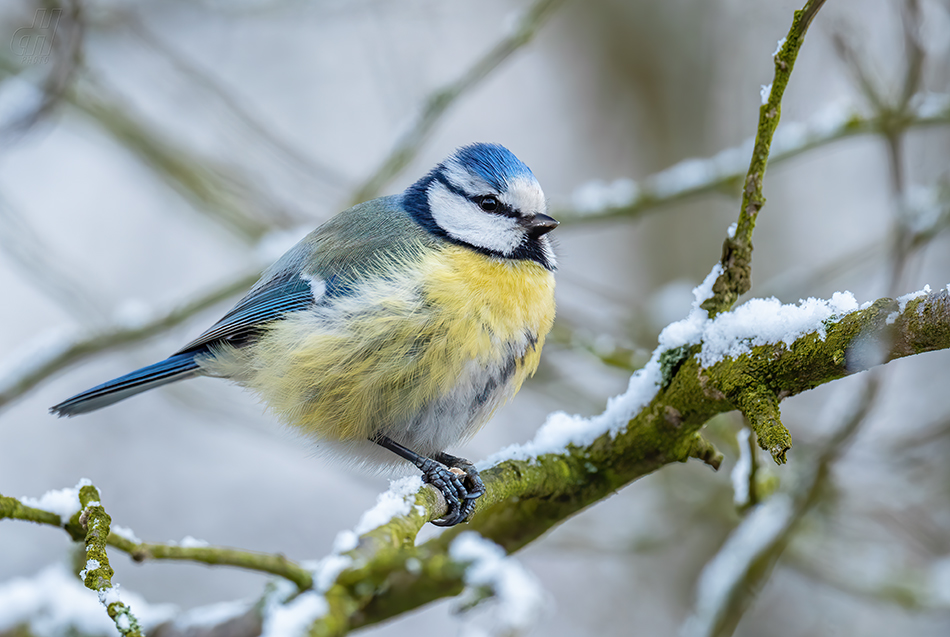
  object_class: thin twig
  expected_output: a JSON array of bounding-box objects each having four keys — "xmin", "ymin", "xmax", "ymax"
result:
[{"xmin": 700, "ymin": 0, "xmax": 828, "ymax": 318}]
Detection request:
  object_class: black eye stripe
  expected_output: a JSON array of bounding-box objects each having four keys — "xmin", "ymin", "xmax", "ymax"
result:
[{"xmin": 434, "ymin": 173, "xmax": 521, "ymax": 219}]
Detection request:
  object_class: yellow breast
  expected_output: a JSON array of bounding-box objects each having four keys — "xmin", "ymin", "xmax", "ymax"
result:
[
  {"xmin": 213, "ymin": 244, "xmax": 556, "ymax": 447},
  {"xmin": 423, "ymin": 245, "xmax": 556, "ymax": 367}
]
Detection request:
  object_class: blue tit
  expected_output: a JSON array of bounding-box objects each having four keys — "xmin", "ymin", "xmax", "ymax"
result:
[{"xmin": 51, "ymin": 143, "xmax": 558, "ymax": 526}]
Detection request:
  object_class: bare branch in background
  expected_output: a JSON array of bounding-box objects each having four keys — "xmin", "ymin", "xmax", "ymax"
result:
[
  {"xmin": 0, "ymin": 193, "xmax": 105, "ymax": 322},
  {"xmin": 69, "ymin": 70, "xmax": 300, "ymax": 241},
  {"xmin": 351, "ymin": 0, "xmax": 568, "ymax": 203},
  {"xmin": 558, "ymin": 94, "xmax": 950, "ymax": 223},
  {"xmin": 682, "ymin": 374, "xmax": 882, "ymax": 637},
  {"xmin": 0, "ymin": 269, "xmax": 260, "ymax": 412},
  {"xmin": 0, "ymin": 0, "xmax": 83, "ymax": 139},
  {"xmin": 125, "ymin": 16, "xmax": 349, "ymax": 194}
]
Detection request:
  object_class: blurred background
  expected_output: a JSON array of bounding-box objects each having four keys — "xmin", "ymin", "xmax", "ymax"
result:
[{"xmin": 1, "ymin": 0, "xmax": 949, "ymax": 635}]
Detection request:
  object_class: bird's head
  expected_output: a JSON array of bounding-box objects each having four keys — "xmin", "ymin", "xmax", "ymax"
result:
[{"xmin": 404, "ymin": 143, "xmax": 558, "ymax": 270}]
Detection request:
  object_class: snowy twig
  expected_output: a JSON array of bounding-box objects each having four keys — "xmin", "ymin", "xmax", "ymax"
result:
[
  {"xmin": 350, "ymin": 0, "xmax": 567, "ymax": 204},
  {"xmin": 701, "ymin": 0, "xmax": 828, "ymax": 318},
  {"xmin": 0, "ymin": 494, "xmax": 63, "ymax": 528},
  {"xmin": 2, "ymin": 483, "xmax": 315, "ymax": 591}
]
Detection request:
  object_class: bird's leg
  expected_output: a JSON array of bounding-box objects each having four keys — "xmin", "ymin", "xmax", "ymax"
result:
[{"xmin": 370, "ymin": 434, "xmax": 480, "ymax": 526}]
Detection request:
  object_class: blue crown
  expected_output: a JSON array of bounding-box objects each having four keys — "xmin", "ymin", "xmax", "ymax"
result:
[{"xmin": 449, "ymin": 143, "xmax": 535, "ymax": 191}]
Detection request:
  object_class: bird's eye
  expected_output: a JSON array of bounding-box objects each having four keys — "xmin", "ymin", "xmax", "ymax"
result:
[{"xmin": 477, "ymin": 196, "xmax": 499, "ymax": 212}]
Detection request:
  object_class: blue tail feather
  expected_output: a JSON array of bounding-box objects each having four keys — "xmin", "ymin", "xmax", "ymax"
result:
[{"xmin": 50, "ymin": 352, "xmax": 201, "ymax": 417}]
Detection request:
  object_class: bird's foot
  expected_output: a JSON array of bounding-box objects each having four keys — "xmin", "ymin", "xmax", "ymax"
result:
[{"xmin": 428, "ymin": 453, "xmax": 484, "ymax": 527}]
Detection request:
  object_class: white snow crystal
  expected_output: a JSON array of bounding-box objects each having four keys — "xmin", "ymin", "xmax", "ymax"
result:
[
  {"xmin": 110, "ymin": 525, "xmax": 142, "ymax": 544},
  {"xmin": 177, "ymin": 536, "xmax": 210, "ymax": 549},
  {"xmin": 760, "ymin": 84, "xmax": 773, "ymax": 105},
  {"xmin": 698, "ymin": 292, "xmax": 860, "ymax": 367},
  {"xmin": 773, "ymin": 37, "xmax": 786, "ymax": 57},
  {"xmin": 305, "ymin": 555, "xmax": 353, "ymax": 592},
  {"xmin": 331, "ymin": 530, "xmax": 359, "ymax": 554},
  {"xmin": 888, "ymin": 284, "xmax": 931, "ymax": 325}
]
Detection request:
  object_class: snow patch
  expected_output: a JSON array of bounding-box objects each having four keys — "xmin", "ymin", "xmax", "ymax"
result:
[
  {"xmin": 731, "ymin": 428, "xmax": 752, "ymax": 507},
  {"xmin": 0, "ymin": 564, "xmax": 175, "ymax": 637},
  {"xmin": 19, "ymin": 479, "xmax": 93, "ymax": 522},
  {"xmin": 451, "ymin": 533, "xmax": 546, "ymax": 634},
  {"xmin": 352, "ymin": 476, "xmax": 423, "ymax": 535}
]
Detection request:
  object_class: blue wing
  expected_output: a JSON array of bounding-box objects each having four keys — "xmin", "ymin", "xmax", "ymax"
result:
[
  {"xmin": 51, "ymin": 272, "xmax": 318, "ymax": 417},
  {"xmin": 175, "ymin": 273, "xmax": 316, "ymax": 353}
]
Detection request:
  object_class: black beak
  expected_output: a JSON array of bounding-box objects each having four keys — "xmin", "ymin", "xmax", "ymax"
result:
[{"xmin": 524, "ymin": 213, "xmax": 559, "ymax": 236}]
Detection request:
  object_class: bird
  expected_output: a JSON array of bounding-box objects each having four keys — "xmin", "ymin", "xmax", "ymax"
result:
[{"xmin": 50, "ymin": 143, "xmax": 558, "ymax": 526}]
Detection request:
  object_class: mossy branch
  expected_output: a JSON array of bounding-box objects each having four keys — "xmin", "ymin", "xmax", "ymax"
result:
[
  {"xmin": 0, "ymin": 494, "xmax": 63, "ymax": 527},
  {"xmin": 303, "ymin": 286, "xmax": 950, "ymax": 633},
  {"xmin": 109, "ymin": 536, "xmax": 315, "ymax": 592},
  {"xmin": 77, "ymin": 485, "xmax": 144, "ymax": 637}
]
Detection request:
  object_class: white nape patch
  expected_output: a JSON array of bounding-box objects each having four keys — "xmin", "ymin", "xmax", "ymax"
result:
[
  {"xmin": 427, "ymin": 180, "xmax": 524, "ymax": 255},
  {"xmin": 442, "ymin": 158, "xmax": 494, "ymax": 196},
  {"xmin": 300, "ymin": 272, "xmax": 327, "ymax": 302}
]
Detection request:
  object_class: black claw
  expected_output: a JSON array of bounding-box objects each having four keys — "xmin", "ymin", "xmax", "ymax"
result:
[
  {"xmin": 431, "ymin": 453, "xmax": 485, "ymax": 525},
  {"xmin": 370, "ymin": 435, "xmax": 485, "ymax": 527}
]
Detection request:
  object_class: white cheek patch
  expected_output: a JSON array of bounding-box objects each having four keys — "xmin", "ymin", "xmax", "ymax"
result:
[
  {"xmin": 499, "ymin": 175, "xmax": 547, "ymax": 215},
  {"xmin": 427, "ymin": 181, "xmax": 525, "ymax": 255}
]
